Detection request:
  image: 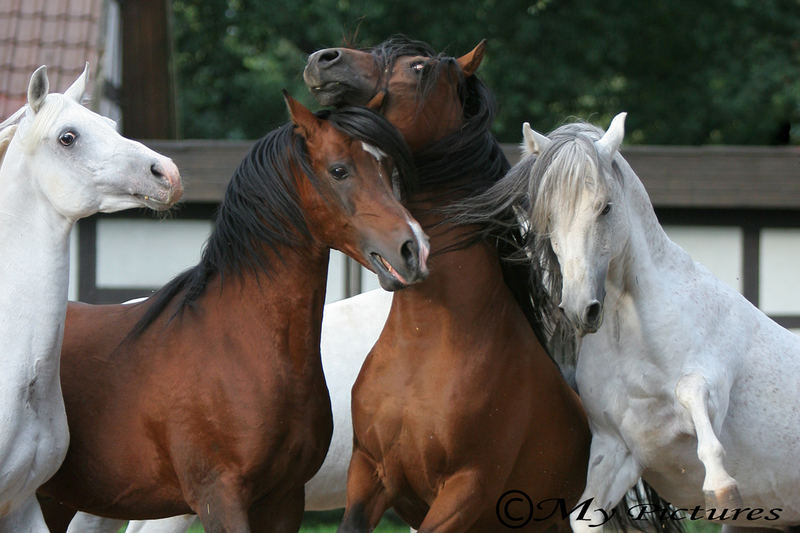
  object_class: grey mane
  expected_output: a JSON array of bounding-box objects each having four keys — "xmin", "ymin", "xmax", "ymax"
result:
[{"xmin": 445, "ymin": 121, "xmax": 614, "ymax": 378}]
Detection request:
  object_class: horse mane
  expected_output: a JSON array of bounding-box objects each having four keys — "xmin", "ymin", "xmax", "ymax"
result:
[
  {"xmin": 367, "ymin": 35, "xmax": 547, "ymax": 354},
  {"xmin": 129, "ymin": 105, "xmax": 415, "ymax": 338},
  {"xmin": 369, "ymin": 35, "xmax": 508, "ymax": 202},
  {"xmin": 0, "ymin": 124, "xmax": 18, "ymax": 163},
  {"xmin": 443, "ymin": 122, "xmax": 611, "ymax": 372}
]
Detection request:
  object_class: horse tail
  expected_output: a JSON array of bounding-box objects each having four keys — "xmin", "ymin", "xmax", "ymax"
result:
[{"xmin": 607, "ymin": 480, "xmax": 685, "ymax": 533}]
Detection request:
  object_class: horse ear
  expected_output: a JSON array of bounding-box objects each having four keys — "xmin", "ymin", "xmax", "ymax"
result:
[
  {"xmin": 522, "ymin": 122, "xmax": 551, "ymax": 156},
  {"xmin": 64, "ymin": 62, "xmax": 90, "ymax": 103},
  {"xmin": 27, "ymin": 65, "xmax": 49, "ymax": 113},
  {"xmin": 596, "ymin": 112, "xmax": 627, "ymax": 159},
  {"xmin": 366, "ymin": 90, "xmax": 385, "ymax": 110},
  {"xmin": 456, "ymin": 39, "xmax": 486, "ymax": 77},
  {"xmin": 283, "ymin": 90, "xmax": 321, "ymax": 139}
]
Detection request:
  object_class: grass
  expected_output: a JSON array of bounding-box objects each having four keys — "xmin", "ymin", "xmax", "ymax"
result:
[{"xmin": 144, "ymin": 509, "xmax": 410, "ymax": 532}]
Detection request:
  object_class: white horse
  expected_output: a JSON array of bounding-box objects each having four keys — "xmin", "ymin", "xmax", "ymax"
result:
[
  {"xmin": 0, "ymin": 64, "xmax": 182, "ymax": 532},
  {"xmin": 517, "ymin": 114, "xmax": 800, "ymax": 532},
  {"xmin": 66, "ymin": 288, "xmax": 393, "ymax": 532}
]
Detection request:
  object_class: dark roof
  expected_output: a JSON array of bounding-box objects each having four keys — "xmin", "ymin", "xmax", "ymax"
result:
[{"xmin": 0, "ymin": 0, "xmax": 102, "ymax": 119}]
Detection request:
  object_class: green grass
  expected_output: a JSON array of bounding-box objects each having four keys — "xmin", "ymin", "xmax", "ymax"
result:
[
  {"xmin": 132, "ymin": 509, "xmax": 726, "ymax": 533},
  {"xmin": 142, "ymin": 509, "xmax": 410, "ymax": 532}
]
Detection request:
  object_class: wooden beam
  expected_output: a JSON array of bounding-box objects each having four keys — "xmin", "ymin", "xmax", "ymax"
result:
[
  {"xmin": 120, "ymin": 0, "xmax": 176, "ymax": 138},
  {"xmin": 145, "ymin": 140, "xmax": 800, "ymax": 208}
]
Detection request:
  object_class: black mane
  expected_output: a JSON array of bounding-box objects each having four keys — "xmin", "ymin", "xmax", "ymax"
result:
[
  {"xmin": 129, "ymin": 105, "xmax": 415, "ymax": 337},
  {"xmin": 368, "ymin": 36, "xmax": 543, "ymax": 350},
  {"xmin": 369, "ymin": 35, "xmax": 509, "ymax": 201}
]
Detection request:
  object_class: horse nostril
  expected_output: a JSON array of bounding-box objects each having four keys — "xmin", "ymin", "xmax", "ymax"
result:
[
  {"xmin": 318, "ymin": 49, "xmax": 341, "ymax": 67},
  {"xmin": 150, "ymin": 162, "xmax": 164, "ymax": 179},
  {"xmin": 401, "ymin": 239, "xmax": 418, "ymax": 270},
  {"xmin": 584, "ymin": 301, "xmax": 602, "ymax": 325}
]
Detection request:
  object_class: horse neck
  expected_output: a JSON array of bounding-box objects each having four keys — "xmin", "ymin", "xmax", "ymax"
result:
[
  {"xmin": 607, "ymin": 158, "xmax": 682, "ymax": 307},
  {"xmin": 390, "ymin": 206, "xmax": 510, "ymax": 331},
  {"xmin": 0, "ymin": 144, "xmax": 73, "ymax": 388},
  {"xmin": 208, "ymin": 238, "xmax": 331, "ymax": 371}
]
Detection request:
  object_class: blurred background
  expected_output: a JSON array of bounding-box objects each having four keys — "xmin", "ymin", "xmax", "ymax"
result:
[{"xmin": 166, "ymin": 0, "xmax": 800, "ymax": 145}]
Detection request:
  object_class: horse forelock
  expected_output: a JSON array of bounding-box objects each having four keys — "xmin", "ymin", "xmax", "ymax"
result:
[
  {"xmin": 529, "ymin": 124, "xmax": 610, "ymax": 238},
  {"xmin": 367, "ymin": 36, "xmax": 503, "ymax": 199}
]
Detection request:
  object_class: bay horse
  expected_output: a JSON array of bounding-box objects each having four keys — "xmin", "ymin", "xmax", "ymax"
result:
[
  {"xmin": 37, "ymin": 94, "xmax": 429, "ymax": 533},
  {"xmin": 0, "ymin": 64, "xmax": 181, "ymax": 532},
  {"xmin": 62, "ymin": 36, "xmax": 570, "ymax": 533},
  {"xmin": 304, "ymin": 37, "xmax": 591, "ymax": 533},
  {"xmin": 479, "ymin": 114, "xmax": 800, "ymax": 531}
]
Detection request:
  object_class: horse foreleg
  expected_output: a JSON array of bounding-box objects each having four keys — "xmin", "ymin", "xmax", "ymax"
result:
[
  {"xmin": 183, "ymin": 473, "xmax": 251, "ymax": 533},
  {"xmin": 247, "ymin": 487, "xmax": 304, "ymax": 533},
  {"xmin": 414, "ymin": 469, "xmax": 492, "ymax": 533},
  {"xmin": 338, "ymin": 448, "xmax": 390, "ymax": 533},
  {"xmin": 0, "ymin": 494, "xmax": 50, "ymax": 533},
  {"xmin": 571, "ymin": 432, "xmax": 642, "ymax": 533},
  {"xmin": 65, "ymin": 512, "xmax": 125, "ymax": 533},
  {"xmin": 124, "ymin": 515, "xmax": 197, "ymax": 533},
  {"xmin": 675, "ymin": 373, "xmax": 741, "ymax": 509}
]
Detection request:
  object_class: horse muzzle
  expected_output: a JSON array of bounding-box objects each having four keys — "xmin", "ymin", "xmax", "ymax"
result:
[
  {"xmin": 368, "ymin": 226, "xmax": 430, "ymax": 291},
  {"xmin": 304, "ymin": 48, "xmax": 375, "ymax": 107}
]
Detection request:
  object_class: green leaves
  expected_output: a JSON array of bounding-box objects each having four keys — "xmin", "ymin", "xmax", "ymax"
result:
[{"xmin": 171, "ymin": 0, "xmax": 800, "ymax": 145}]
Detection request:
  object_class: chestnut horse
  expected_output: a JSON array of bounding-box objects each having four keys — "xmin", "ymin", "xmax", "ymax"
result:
[
  {"xmin": 37, "ymin": 95, "xmax": 429, "ymax": 533},
  {"xmin": 305, "ymin": 37, "xmax": 590, "ymax": 532}
]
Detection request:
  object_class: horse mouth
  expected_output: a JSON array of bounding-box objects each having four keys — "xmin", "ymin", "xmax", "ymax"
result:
[
  {"xmin": 371, "ymin": 252, "xmax": 409, "ymax": 287},
  {"xmin": 307, "ymin": 81, "xmax": 360, "ymax": 106},
  {"xmin": 134, "ymin": 193, "xmax": 174, "ymax": 211}
]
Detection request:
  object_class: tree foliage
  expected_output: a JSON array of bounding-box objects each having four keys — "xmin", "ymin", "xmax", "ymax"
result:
[{"xmin": 171, "ymin": 0, "xmax": 800, "ymax": 144}]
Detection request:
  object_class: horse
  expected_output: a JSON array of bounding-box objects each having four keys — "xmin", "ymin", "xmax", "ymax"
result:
[
  {"xmin": 476, "ymin": 113, "xmax": 800, "ymax": 532},
  {"xmin": 37, "ymin": 93, "xmax": 429, "ymax": 533},
  {"xmin": 304, "ymin": 37, "xmax": 592, "ymax": 533},
  {"xmin": 67, "ymin": 35, "xmax": 591, "ymax": 533},
  {"xmin": 0, "ymin": 64, "xmax": 182, "ymax": 532}
]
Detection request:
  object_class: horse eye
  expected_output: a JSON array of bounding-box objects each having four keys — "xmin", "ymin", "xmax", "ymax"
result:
[
  {"xmin": 59, "ymin": 131, "xmax": 77, "ymax": 146},
  {"xmin": 329, "ymin": 165, "xmax": 349, "ymax": 181},
  {"xmin": 410, "ymin": 61, "xmax": 426, "ymax": 73},
  {"xmin": 601, "ymin": 203, "xmax": 612, "ymax": 216}
]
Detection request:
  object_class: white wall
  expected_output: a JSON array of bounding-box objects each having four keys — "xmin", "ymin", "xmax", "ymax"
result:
[
  {"xmin": 760, "ymin": 228, "xmax": 800, "ymax": 315},
  {"xmin": 663, "ymin": 226, "xmax": 743, "ymax": 293},
  {"xmin": 96, "ymin": 219, "xmax": 212, "ymax": 289},
  {"xmin": 69, "ymin": 220, "xmax": 800, "ymax": 329}
]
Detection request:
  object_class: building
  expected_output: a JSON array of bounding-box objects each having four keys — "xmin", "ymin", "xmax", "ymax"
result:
[{"xmin": 1, "ymin": 2, "xmax": 800, "ymax": 330}]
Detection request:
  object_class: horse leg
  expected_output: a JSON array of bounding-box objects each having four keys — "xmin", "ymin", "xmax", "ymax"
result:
[
  {"xmin": 675, "ymin": 373, "xmax": 741, "ymax": 509},
  {"xmin": 65, "ymin": 512, "xmax": 125, "ymax": 533},
  {"xmin": 0, "ymin": 494, "xmax": 49, "ymax": 533},
  {"xmin": 413, "ymin": 469, "xmax": 490, "ymax": 533},
  {"xmin": 722, "ymin": 526, "xmax": 785, "ymax": 533},
  {"xmin": 338, "ymin": 449, "xmax": 391, "ymax": 533},
  {"xmin": 247, "ymin": 488, "xmax": 304, "ymax": 533},
  {"xmin": 571, "ymin": 432, "xmax": 642, "ymax": 533},
  {"xmin": 124, "ymin": 515, "xmax": 197, "ymax": 533},
  {"xmin": 184, "ymin": 474, "xmax": 251, "ymax": 533}
]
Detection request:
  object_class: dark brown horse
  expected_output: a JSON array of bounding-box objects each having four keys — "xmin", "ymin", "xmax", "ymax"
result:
[
  {"xmin": 37, "ymin": 95, "xmax": 429, "ymax": 532},
  {"xmin": 305, "ymin": 37, "xmax": 590, "ymax": 532}
]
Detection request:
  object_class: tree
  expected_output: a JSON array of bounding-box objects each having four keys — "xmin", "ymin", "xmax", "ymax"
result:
[{"xmin": 171, "ymin": 0, "xmax": 800, "ymax": 144}]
